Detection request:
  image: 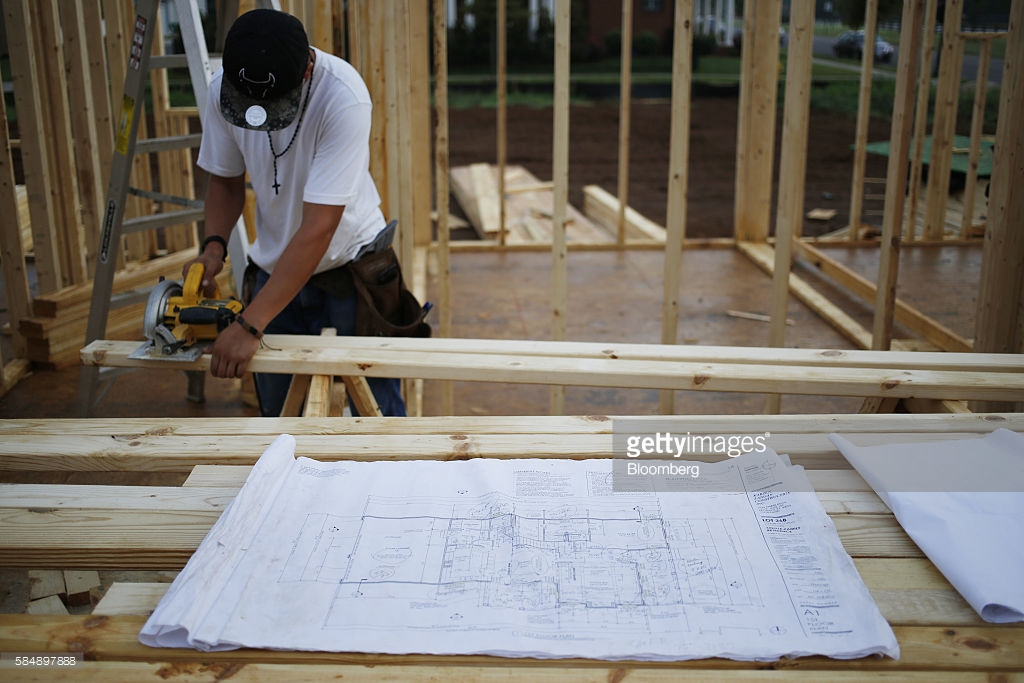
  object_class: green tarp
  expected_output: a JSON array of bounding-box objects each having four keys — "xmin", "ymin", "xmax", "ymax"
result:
[{"xmin": 862, "ymin": 135, "xmax": 994, "ymax": 177}]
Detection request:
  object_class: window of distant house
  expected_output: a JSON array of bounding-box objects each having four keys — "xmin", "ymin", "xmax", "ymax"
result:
[{"xmin": 642, "ymin": 0, "xmax": 663, "ymax": 11}]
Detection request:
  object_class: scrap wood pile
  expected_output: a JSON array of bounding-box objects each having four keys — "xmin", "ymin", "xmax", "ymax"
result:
[{"xmin": 449, "ymin": 163, "xmax": 666, "ymax": 245}]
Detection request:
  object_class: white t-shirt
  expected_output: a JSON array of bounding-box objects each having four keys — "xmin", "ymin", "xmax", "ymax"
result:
[{"xmin": 198, "ymin": 48, "xmax": 385, "ymax": 274}]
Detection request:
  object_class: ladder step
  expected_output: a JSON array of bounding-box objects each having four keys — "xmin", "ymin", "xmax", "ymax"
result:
[
  {"xmin": 123, "ymin": 208, "xmax": 205, "ymax": 234},
  {"xmin": 149, "ymin": 54, "xmax": 189, "ymax": 70},
  {"xmin": 864, "ymin": 194, "xmax": 886, "ymax": 200},
  {"xmin": 135, "ymin": 133, "xmax": 203, "ymax": 155},
  {"xmin": 128, "ymin": 186, "xmax": 204, "ymax": 209}
]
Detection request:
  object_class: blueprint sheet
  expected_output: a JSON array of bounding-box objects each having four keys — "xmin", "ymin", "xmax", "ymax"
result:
[{"xmin": 139, "ymin": 435, "xmax": 898, "ymax": 661}]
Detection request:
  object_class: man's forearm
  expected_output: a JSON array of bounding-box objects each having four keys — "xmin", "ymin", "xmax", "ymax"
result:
[
  {"xmin": 240, "ymin": 202, "xmax": 345, "ymax": 333},
  {"xmin": 202, "ymin": 173, "xmax": 247, "ymax": 260}
]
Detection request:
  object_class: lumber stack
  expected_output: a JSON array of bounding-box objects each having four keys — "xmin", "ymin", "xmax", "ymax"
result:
[
  {"xmin": 1, "ymin": 414, "xmax": 1022, "ymax": 678},
  {"xmin": 450, "ymin": 163, "xmax": 616, "ymax": 244}
]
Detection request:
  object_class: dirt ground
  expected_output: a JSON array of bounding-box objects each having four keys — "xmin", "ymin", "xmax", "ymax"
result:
[{"xmin": 445, "ymin": 95, "xmax": 892, "ymax": 238}]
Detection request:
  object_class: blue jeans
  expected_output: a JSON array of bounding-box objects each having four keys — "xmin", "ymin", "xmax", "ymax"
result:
[{"xmin": 251, "ymin": 268, "xmax": 406, "ymax": 417}]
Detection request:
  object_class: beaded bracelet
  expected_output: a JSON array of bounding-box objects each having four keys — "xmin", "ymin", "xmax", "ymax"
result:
[{"xmin": 235, "ymin": 314, "xmax": 263, "ymax": 340}]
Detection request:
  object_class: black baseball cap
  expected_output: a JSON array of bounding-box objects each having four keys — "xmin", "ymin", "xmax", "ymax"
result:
[{"xmin": 220, "ymin": 9, "xmax": 310, "ymax": 131}]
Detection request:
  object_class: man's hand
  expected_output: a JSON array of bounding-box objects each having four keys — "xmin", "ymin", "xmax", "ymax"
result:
[
  {"xmin": 208, "ymin": 321, "xmax": 262, "ymax": 378},
  {"xmin": 182, "ymin": 255, "xmax": 226, "ymax": 298}
]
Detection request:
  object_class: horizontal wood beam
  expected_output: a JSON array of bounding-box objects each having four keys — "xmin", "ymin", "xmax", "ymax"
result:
[
  {"xmin": 82, "ymin": 338, "xmax": 1024, "ymax": 403},
  {"xmin": 0, "ymin": 507, "xmax": 917, "ymax": 569},
  {"xmin": 793, "ymin": 241, "xmax": 973, "ymax": 352},
  {"xmin": 3, "ymin": 413, "xmax": 1020, "ymax": 438},
  {"xmin": 81, "ymin": 336, "xmax": 1024, "ymax": 372},
  {"xmin": 0, "ymin": 617, "xmax": 1019, "ymax": 671}
]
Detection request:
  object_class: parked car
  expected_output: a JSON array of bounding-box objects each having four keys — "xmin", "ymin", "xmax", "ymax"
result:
[{"xmin": 832, "ymin": 30, "xmax": 895, "ymax": 63}]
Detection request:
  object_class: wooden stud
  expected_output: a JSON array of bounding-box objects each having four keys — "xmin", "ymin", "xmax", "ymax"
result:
[
  {"xmin": 659, "ymin": 0, "xmax": 694, "ymax": 415},
  {"xmin": 32, "ymin": 0, "xmax": 87, "ymax": 286},
  {"xmin": 922, "ymin": 0, "xmax": 964, "ymax": 240},
  {"xmin": 905, "ymin": 0, "xmax": 939, "ymax": 242},
  {"xmin": 550, "ymin": 0, "xmax": 570, "ymax": 415},
  {"xmin": 972, "ymin": 0, "xmax": 1024, "ymax": 411},
  {"xmin": 959, "ymin": 36, "xmax": 992, "ymax": 238},
  {"xmin": 59, "ymin": 0, "xmax": 107, "ymax": 277},
  {"xmin": 872, "ymin": 0, "xmax": 925, "ymax": 351},
  {"xmin": 3, "ymin": 0, "xmax": 62, "ymax": 293},
  {"xmin": 765, "ymin": 0, "xmax": 816, "ymax": 414},
  {"xmin": 846, "ymin": 0, "xmax": 878, "ymax": 241},
  {"xmin": 497, "ymin": 0, "xmax": 508, "ymax": 245},
  {"xmin": 616, "ymin": 0, "xmax": 633, "ymax": 245},
  {"xmin": 733, "ymin": 0, "xmax": 781, "ymax": 242},
  {"xmin": 433, "ymin": 0, "xmax": 454, "ymax": 415},
  {"xmin": 0, "ymin": 88, "xmax": 31, "ymax": 359}
]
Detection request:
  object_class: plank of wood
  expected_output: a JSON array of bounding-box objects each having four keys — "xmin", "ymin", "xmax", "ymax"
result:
[
  {"xmin": 0, "ymin": 661, "xmax": 1013, "ymax": 682},
  {"xmin": 470, "ymin": 162, "xmax": 502, "ymax": 236},
  {"xmin": 4, "ymin": 413, "xmax": 1020, "ymax": 439},
  {"xmin": 27, "ymin": 569, "xmax": 65, "ymax": 601},
  {"xmin": 24, "ymin": 595, "xmax": 68, "ymax": 616},
  {"xmin": 92, "ymin": 582, "xmax": 174, "ymax": 616},
  {"xmin": 89, "ymin": 555, "xmax": 980, "ymax": 626},
  {"xmin": 63, "ymin": 570, "xmax": 101, "ymax": 607},
  {"xmin": 582, "ymin": 185, "xmax": 667, "ymax": 242},
  {"xmin": 739, "ymin": 241, "xmax": 874, "ymax": 348},
  {"xmin": 342, "ymin": 376, "xmax": 382, "ymax": 417},
  {"xmin": 794, "ymin": 241, "xmax": 973, "ymax": 352},
  {"xmin": 61, "ymin": 334, "xmax": 1024, "ymax": 371},
  {"xmin": 0, "ymin": 504, "xmax": 918, "ymax": 568},
  {"xmin": 6, "ymin": 430, "xmax": 1012, "ymax": 474},
  {"xmin": 81, "ymin": 338, "xmax": 1024, "ymax": 403},
  {"xmin": 1, "ymin": 616, "xmax": 1020, "ymax": 671},
  {"xmin": 303, "ymin": 329, "xmax": 337, "ymax": 418}
]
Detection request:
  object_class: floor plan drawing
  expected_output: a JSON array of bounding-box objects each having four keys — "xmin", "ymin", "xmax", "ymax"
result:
[
  {"xmin": 280, "ymin": 494, "xmax": 765, "ymax": 636},
  {"xmin": 139, "ymin": 435, "xmax": 899, "ymax": 660}
]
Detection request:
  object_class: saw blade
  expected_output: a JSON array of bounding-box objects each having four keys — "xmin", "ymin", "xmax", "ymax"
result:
[{"xmin": 142, "ymin": 278, "xmax": 183, "ymax": 342}]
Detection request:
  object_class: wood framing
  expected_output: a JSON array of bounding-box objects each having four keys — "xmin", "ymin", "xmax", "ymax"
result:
[{"xmin": 0, "ymin": 0, "xmax": 1020, "ymax": 411}]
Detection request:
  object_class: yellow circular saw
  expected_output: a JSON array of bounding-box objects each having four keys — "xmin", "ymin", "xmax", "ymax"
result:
[{"xmin": 130, "ymin": 263, "xmax": 244, "ymax": 361}]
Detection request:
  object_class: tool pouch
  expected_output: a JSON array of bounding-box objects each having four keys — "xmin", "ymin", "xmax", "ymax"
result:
[{"xmin": 348, "ymin": 246, "xmax": 431, "ymax": 338}]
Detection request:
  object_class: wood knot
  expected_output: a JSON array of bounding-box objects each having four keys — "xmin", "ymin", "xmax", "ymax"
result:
[
  {"xmin": 961, "ymin": 637, "xmax": 997, "ymax": 651},
  {"xmin": 692, "ymin": 374, "xmax": 710, "ymax": 387}
]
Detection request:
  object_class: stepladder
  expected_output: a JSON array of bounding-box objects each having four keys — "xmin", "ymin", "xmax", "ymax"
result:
[{"xmin": 76, "ymin": 0, "xmax": 255, "ymax": 415}]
